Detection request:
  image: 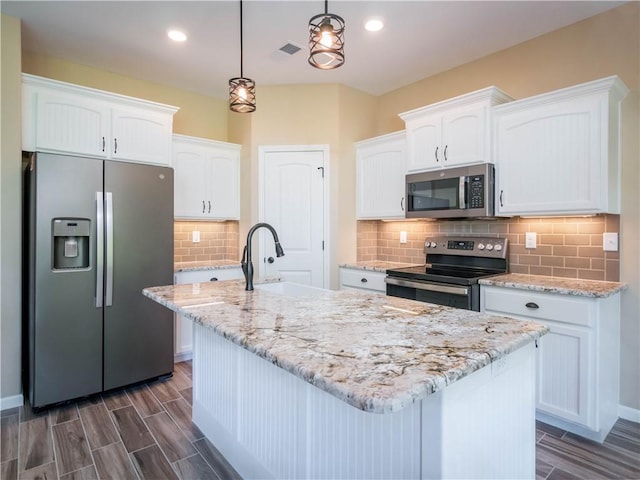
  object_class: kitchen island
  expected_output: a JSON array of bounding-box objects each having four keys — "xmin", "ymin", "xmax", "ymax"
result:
[{"xmin": 144, "ymin": 280, "xmax": 547, "ymax": 480}]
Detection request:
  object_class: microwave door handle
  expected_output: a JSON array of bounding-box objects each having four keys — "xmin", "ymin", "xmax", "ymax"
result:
[{"xmin": 459, "ymin": 176, "xmax": 468, "ymax": 209}]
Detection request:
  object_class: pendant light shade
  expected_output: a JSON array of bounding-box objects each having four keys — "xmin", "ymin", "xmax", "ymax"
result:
[
  {"xmin": 308, "ymin": 0, "xmax": 345, "ymax": 70},
  {"xmin": 229, "ymin": 0, "xmax": 256, "ymax": 113}
]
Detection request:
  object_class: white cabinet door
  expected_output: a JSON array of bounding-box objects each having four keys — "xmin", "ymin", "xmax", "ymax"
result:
[
  {"xmin": 536, "ymin": 323, "xmax": 594, "ymax": 429},
  {"xmin": 339, "ymin": 268, "xmax": 386, "ymax": 293},
  {"xmin": 405, "ymin": 116, "xmax": 441, "ymax": 172},
  {"xmin": 174, "ymin": 268, "xmax": 243, "ymax": 358},
  {"xmin": 111, "ymin": 106, "xmax": 173, "ymax": 165},
  {"xmin": 173, "ymin": 146, "xmax": 210, "ymax": 218},
  {"xmin": 35, "ymin": 90, "xmax": 109, "ymax": 158},
  {"xmin": 441, "ymin": 104, "xmax": 488, "ymax": 167},
  {"xmin": 208, "ymin": 148, "xmax": 240, "ymax": 220},
  {"xmin": 172, "ymin": 135, "xmax": 241, "ymax": 220},
  {"xmin": 494, "ymin": 76, "xmax": 628, "ymax": 216},
  {"xmin": 356, "ymin": 131, "xmax": 406, "ymax": 219}
]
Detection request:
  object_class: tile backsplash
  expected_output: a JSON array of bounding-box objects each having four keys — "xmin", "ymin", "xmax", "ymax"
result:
[
  {"xmin": 357, "ymin": 215, "xmax": 620, "ymax": 282},
  {"xmin": 174, "ymin": 221, "xmax": 239, "ymax": 264}
]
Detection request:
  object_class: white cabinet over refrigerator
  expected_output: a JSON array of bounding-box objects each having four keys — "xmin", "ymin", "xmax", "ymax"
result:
[{"xmin": 22, "ymin": 74, "xmax": 178, "ymax": 166}]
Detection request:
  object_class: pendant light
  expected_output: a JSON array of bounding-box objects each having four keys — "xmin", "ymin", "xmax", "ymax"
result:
[
  {"xmin": 229, "ymin": 0, "xmax": 256, "ymax": 113},
  {"xmin": 308, "ymin": 0, "xmax": 345, "ymax": 70}
]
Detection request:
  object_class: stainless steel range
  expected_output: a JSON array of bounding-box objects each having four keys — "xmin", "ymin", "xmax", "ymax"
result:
[{"xmin": 385, "ymin": 236, "xmax": 508, "ymax": 311}]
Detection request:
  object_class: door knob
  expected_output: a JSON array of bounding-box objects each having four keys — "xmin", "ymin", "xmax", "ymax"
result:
[{"xmin": 267, "ymin": 256, "xmax": 275, "ymax": 264}]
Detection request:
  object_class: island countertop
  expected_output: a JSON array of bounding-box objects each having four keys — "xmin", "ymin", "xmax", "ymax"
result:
[{"xmin": 143, "ymin": 280, "xmax": 547, "ymax": 413}]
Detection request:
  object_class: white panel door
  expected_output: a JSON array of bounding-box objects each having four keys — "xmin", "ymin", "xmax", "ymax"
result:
[{"xmin": 260, "ymin": 148, "xmax": 325, "ymax": 287}]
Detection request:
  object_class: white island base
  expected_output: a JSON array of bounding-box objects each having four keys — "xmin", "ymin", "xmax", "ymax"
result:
[{"xmin": 192, "ymin": 324, "xmax": 536, "ymax": 480}]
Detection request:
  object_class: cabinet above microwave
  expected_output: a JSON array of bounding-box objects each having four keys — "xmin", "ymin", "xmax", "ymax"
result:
[{"xmin": 399, "ymin": 86, "xmax": 512, "ymax": 173}]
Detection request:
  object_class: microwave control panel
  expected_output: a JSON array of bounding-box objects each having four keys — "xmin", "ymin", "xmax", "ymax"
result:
[{"xmin": 468, "ymin": 175, "xmax": 485, "ymax": 209}]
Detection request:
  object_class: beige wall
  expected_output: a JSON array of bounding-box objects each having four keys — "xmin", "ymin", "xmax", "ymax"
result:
[
  {"xmin": 1, "ymin": 14, "xmax": 23, "ymax": 402},
  {"xmin": 373, "ymin": 2, "xmax": 640, "ymax": 411},
  {"xmin": 22, "ymin": 52, "xmax": 229, "ymax": 141}
]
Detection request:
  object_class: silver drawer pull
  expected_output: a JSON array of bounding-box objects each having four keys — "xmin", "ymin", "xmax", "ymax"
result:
[
  {"xmin": 525, "ymin": 302, "xmax": 539, "ymax": 309},
  {"xmin": 210, "ymin": 277, "xmax": 218, "ymax": 282},
  {"xmin": 361, "ymin": 278, "xmax": 368, "ymax": 283}
]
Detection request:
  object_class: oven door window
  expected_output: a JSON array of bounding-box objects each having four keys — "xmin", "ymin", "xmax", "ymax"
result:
[{"xmin": 408, "ymin": 178, "xmax": 461, "ymax": 211}]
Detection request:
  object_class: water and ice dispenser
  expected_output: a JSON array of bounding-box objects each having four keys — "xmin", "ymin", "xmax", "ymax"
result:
[{"xmin": 52, "ymin": 218, "xmax": 90, "ymax": 270}]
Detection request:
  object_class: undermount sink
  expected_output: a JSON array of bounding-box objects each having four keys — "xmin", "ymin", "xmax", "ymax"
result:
[{"xmin": 254, "ymin": 281, "xmax": 332, "ymax": 297}]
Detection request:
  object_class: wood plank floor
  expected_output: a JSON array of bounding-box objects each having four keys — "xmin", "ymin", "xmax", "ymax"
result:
[{"xmin": 1, "ymin": 360, "xmax": 638, "ymax": 480}]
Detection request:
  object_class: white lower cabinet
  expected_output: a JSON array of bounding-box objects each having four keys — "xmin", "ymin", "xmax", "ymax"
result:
[
  {"xmin": 481, "ymin": 285, "xmax": 620, "ymax": 442},
  {"xmin": 174, "ymin": 268, "xmax": 243, "ymax": 360},
  {"xmin": 339, "ymin": 268, "xmax": 386, "ymax": 293}
]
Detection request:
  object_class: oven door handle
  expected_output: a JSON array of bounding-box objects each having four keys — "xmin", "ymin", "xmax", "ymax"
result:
[{"xmin": 385, "ymin": 277, "xmax": 469, "ymax": 296}]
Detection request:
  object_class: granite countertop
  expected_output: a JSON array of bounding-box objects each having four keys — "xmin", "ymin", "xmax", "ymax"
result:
[
  {"xmin": 143, "ymin": 280, "xmax": 547, "ymax": 414},
  {"xmin": 479, "ymin": 273, "xmax": 626, "ymax": 298},
  {"xmin": 175, "ymin": 259, "xmax": 241, "ymax": 273},
  {"xmin": 340, "ymin": 260, "xmax": 423, "ymax": 273}
]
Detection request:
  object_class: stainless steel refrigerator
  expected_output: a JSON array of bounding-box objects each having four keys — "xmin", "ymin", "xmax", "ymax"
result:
[{"xmin": 24, "ymin": 151, "xmax": 174, "ymax": 408}]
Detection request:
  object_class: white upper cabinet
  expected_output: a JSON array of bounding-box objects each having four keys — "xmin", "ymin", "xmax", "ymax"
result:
[
  {"xmin": 399, "ymin": 87, "xmax": 512, "ymax": 173},
  {"xmin": 493, "ymin": 76, "xmax": 629, "ymax": 216},
  {"xmin": 172, "ymin": 134, "xmax": 240, "ymax": 220},
  {"xmin": 356, "ymin": 131, "xmax": 406, "ymax": 219},
  {"xmin": 23, "ymin": 74, "xmax": 178, "ymax": 165}
]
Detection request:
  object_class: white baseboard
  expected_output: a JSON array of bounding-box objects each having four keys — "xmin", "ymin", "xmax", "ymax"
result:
[
  {"xmin": 174, "ymin": 351, "xmax": 192, "ymax": 364},
  {"xmin": 619, "ymin": 404, "xmax": 640, "ymax": 423},
  {"xmin": 1, "ymin": 394, "xmax": 24, "ymax": 411}
]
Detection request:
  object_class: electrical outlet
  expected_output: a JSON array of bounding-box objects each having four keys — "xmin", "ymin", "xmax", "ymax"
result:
[
  {"xmin": 525, "ymin": 232, "xmax": 537, "ymax": 249},
  {"xmin": 400, "ymin": 231, "xmax": 408, "ymax": 244},
  {"xmin": 192, "ymin": 230, "xmax": 200, "ymax": 243},
  {"xmin": 603, "ymin": 232, "xmax": 618, "ymax": 252}
]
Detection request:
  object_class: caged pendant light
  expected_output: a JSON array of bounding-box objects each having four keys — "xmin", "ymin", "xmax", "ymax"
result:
[
  {"xmin": 308, "ymin": 0, "xmax": 345, "ymax": 70},
  {"xmin": 229, "ymin": 0, "xmax": 256, "ymax": 113}
]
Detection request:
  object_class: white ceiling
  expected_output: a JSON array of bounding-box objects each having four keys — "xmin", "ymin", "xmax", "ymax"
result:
[{"xmin": 1, "ymin": 1, "xmax": 626, "ymax": 100}]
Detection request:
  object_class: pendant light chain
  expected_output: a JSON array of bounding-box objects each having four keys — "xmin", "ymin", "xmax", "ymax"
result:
[{"xmin": 229, "ymin": 0, "xmax": 256, "ymax": 113}]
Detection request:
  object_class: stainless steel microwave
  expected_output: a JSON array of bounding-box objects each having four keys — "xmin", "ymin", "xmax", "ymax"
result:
[{"xmin": 405, "ymin": 164, "xmax": 495, "ymax": 219}]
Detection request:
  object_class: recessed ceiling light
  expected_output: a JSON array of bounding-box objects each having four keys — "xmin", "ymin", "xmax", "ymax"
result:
[
  {"xmin": 167, "ymin": 29, "xmax": 187, "ymax": 42},
  {"xmin": 364, "ymin": 18, "xmax": 384, "ymax": 32}
]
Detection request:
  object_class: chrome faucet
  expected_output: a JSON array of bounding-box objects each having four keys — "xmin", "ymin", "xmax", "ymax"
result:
[{"xmin": 241, "ymin": 223, "xmax": 285, "ymax": 291}]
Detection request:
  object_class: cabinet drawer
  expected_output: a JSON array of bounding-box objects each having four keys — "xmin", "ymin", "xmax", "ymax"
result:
[
  {"xmin": 340, "ymin": 269, "xmax": 386, "ymax": 292},
  {"xmin": 175, "ymin": 268, "xmax": 243, "ymax": 284},
  {"xmin": 482, "ymin": 287, "xmax": 594, "ymax": 327}
]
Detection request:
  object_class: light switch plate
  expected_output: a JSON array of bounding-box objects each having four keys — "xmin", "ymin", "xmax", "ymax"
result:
[
  {"xmin": 603, "ymin": 232, "xmax": 618, "ymax": 251},
  {"xmin": 525, "ymin": 232, "xmax": 537, "ymax": 249},
  {"xmin": 192, "ymin": 230, "xmax": 200, "ymax": 243},
  {"xmin": 400, "ymin": 231, "xmax": 408, "ymax": 244}
]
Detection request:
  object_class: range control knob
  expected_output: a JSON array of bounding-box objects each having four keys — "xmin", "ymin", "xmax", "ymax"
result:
[
  {"xmin": 494, "ymin": 244, "xmax": 503, "ymax": 251},
  {"xmin": 430, "ymin": 241, "xmax": 437, "ymax": 248},
  {"xmin": 477, "ymin": 243, "xmax": 485, "ymax": 250},
  {"xmin": 486, "ymin": 244, "xmax": 494, "ymax": 251}
]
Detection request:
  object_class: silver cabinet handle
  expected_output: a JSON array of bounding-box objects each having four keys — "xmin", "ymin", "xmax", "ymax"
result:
[
  {"xmin": 435, "ymin": 146, "xmax": 439, "ymax": 162},
  {"xmin": 525, "ymin": 302, "xmax": 539, "ymax": 309},
  {"xmin": 385, "ymin": 277, "xmax": 469, "ymax": 296},
  {"xmin": 360, "ymin": 278, "xmax": 368, "ymax": 283},
  {"xmin": 444, "ymin": 145, "xmax": 448, "ymax": 161},
  {"xmin": 105, "ymin": 192, "xmax": 114, "ymax": 307},
  {"xmin": 102, "ymin": 137, "xmax": 105, "ymax": 152},
  {"xmin": 96, "ymin": 192, "xmax": 104, "ymax": 308},
  {"xmin": 400, "ymin": 197, "xmax": 404, "ymax": 211},
  {"xmin": 210, "ymin": 277, "xmax": 218, "ymax": 282},
  {"xmin": 202, "ymin": 200, "xmax": 206, "ymax": 213},
  {"xmin": 114, "ymin": 138, "xmax": 117, "ymax": 154},
  {"xmin": 208, "ymin": 201, "xmax": 211, "ymax": 213},
  {"xmin": 500, "ymin": 190, "xmax": 504, "ymax": 207}
]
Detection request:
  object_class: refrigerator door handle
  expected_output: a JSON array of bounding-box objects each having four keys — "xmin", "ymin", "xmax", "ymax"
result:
[
  {"xmin": 105, "ymin": 192, "xmax": 114, "ymax": 307},
  {"xmin": 96, "ymin": 192, "xmax": 104, "ymax": 308}
]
